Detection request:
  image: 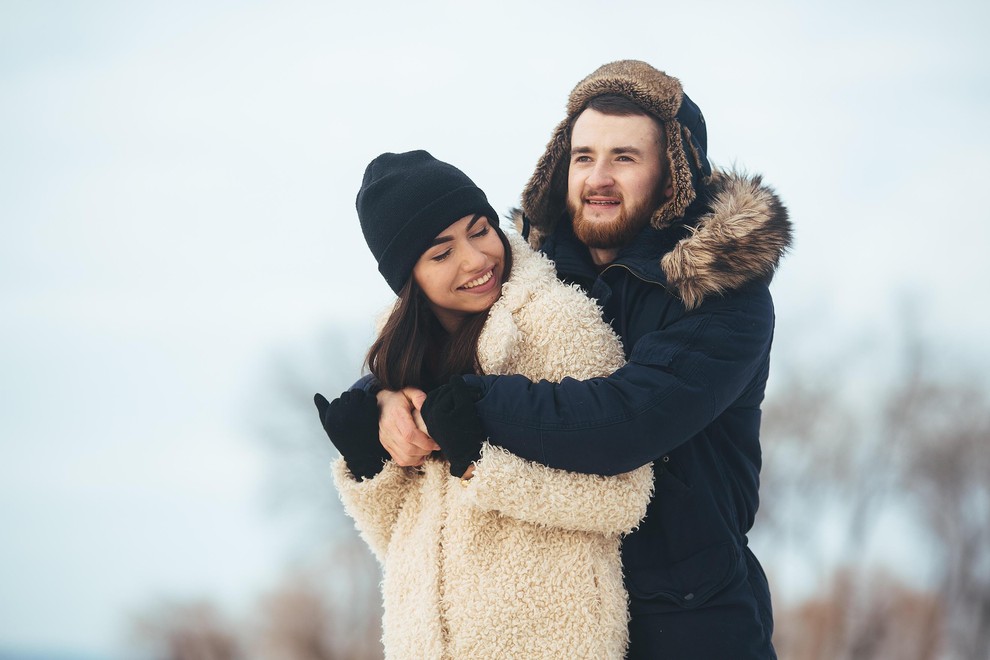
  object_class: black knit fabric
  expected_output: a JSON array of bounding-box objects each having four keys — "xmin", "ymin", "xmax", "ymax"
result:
[{"xmin": 356, "ymin": 150, "xmax": 499, "ymax": 294}]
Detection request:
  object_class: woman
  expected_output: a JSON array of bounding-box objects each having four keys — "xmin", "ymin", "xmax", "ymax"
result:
[{"xmin": 314, "ymin": 150, "xmax": 653, "ymax": 659}]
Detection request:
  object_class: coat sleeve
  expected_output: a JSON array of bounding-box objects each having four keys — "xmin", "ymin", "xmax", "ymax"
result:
[
  {"xmin": 464, "ymin": 442, "xmax": 653, "ymax": 535},
  {"xmin": 461, "ymin": 285, "xmax": 775, "ymax": 476},
  {"xmin": 331, "ymin": 458, "xmax": 412, "ymax": 562},
  {"xmin": 351, "ymin": 373, "xmax": 379, "ymax": 393}
]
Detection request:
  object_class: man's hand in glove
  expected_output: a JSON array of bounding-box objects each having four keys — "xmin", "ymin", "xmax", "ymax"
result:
[{"xmin": 420, "ymin": 376, "xmax": 485, "ymax": 478}]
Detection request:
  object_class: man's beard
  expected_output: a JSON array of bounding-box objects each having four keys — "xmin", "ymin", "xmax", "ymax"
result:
[{"xmin": 567, "ymin": 190, "xmax": 657, "ymax": 250}]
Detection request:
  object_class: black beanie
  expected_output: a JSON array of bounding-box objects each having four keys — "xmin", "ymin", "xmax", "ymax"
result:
[{"xmin": 356, "ymin": 150, "xmax": 499, "ymax": 294}]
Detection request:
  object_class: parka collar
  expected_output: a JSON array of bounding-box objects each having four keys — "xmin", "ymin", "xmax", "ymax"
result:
[
  {"xmin": 540, "ymin": 215, "xmax": 678, "ymax": 289},
  {"xmin": 517, "ymin": 170, "xmax": 792, "ymax": 310}
]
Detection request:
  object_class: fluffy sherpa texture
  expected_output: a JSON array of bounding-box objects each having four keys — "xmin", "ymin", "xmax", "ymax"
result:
[
  {"xmin": 476, "ymin": 233, "xmax": 630, "ymax": 381},
  {"xmin": 522, "ymin": 59, "xmax": 709, "ymax": 243},
  {"xmin": 334, "ymin": 232, "xmax": 654, "ymax": 659}
]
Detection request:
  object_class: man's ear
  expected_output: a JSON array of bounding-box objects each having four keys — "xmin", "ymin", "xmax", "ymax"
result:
[{"xmin": 660, "ymin": 170, "xmax": 674, "ymax": 202}]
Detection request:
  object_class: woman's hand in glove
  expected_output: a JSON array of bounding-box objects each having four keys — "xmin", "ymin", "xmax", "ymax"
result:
[
  {"xmin": 314, "ymin": 390, "xmax": 390, "ymax": 480},
  {"xmin": 420, "ymin": 376, "xmax": 485, "ymax": 478}
]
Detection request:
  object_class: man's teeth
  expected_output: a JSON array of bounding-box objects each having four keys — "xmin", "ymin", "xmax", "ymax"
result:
[{"xmin": 463, "ymin": 270, "xmax": 493, "ymax": 289}]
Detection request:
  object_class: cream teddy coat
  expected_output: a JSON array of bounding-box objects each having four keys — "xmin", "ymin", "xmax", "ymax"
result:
[{"xmin": 333, "ymin": 232, "xmax": 654, "ymax": 659}]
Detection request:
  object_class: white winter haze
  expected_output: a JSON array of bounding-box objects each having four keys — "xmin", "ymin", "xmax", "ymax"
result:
[{"xmin": 2, "ymin": 0, "xmax": 988, "ymax": 657}]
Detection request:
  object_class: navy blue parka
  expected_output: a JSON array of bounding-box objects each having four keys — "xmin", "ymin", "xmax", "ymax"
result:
[
  {"xmin": 462, "ymin": 186, "xmax": 786, "ymax": 656},
  {"xmin": 454, "ymin": 59, "xmax": 791, "ymax": 659}
]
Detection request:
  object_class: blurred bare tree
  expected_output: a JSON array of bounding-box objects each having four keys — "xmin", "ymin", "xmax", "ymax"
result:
[
  {"xmin": 772, "ymin": 568, "xmax": 942, "ymax": 660},
  {"xmin": 129, "ymin": 600, "xmax": 243, "ymax": 660},
  {"xmin": 251, "ymin": 539, "xmax": 383, "ymax": 659},
  {"xmin": 250, "ymin": 326, "xmax": 372, "ymax": 524},
  {"xmin": 247, "ymin": 324, "xmax": 385, "ymax": 658},
  {"xmin": 758, "ymin": 367, "xmax": 863, "ymax": 569},
  {"xmin": 759, "ymin": 325, "xmax": 990, "ymax": 659},
  {"xmin": 129, "ymin": 316, "xmax": 990, "ymax": 659},
  {"xmin": 890, "ymin": 350, "xmax": 990, "ymax": 660},
  {"xmin": 126, "ymin": 324, "xmax": 385, "ymax": 659}
]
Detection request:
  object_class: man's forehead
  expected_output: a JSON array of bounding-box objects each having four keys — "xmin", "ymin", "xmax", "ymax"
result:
[{"xmin": 571, "ymin": 109, "xmax": 664, "ymax": 148}]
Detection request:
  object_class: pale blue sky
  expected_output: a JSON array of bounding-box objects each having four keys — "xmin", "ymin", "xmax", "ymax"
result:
[{"xmin": 2, "ymin": 0, "xmax": 989, "ymax": 655}]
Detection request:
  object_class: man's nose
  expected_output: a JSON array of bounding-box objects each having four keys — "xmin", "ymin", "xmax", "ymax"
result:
[{"xmin": 586, "ymin": 162, "xmax": 614, "ymax": 189}]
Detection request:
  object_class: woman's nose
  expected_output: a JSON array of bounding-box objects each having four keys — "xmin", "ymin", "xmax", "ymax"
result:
[{"xmin": 461, "ymin": 242, "xmax": 488, "ymax": 270}]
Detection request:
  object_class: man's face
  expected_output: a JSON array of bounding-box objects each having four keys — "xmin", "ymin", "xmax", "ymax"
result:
[{"xmin": 566, "ymin": 108, "xmax": 672, "ymax": 249}]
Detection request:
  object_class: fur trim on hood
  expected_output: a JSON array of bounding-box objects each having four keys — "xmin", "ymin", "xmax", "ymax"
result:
[
  {"xmin": 662, "ymin": 170, "xmax": 791, "ymax": 309},
  {"xmin": 522, "ymin": 60, "xmax": 713, "ymax": 239}
]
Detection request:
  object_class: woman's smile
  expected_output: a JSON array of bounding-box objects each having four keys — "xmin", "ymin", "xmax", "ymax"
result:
[{"xmin": 460, "ymin": 268, "xmax": 497, "ymax": 292}]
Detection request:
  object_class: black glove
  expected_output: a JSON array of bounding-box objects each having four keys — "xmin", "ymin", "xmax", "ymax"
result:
[
  {"xmin": 420, "ymin": 376, "xmax": 485, "ymax": 477},
  {"xmin": 314, "ymin": 390, "xmax": 389, "ymax": 480}
]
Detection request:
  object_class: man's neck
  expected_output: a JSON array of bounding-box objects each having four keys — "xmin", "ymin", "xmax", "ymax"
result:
[{"xmin": 587, "ymin": 246, "xmax": 620, "ymax": 267}]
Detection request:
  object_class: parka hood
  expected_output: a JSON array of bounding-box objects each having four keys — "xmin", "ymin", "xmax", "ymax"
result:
[
  {"xmin": 517, "ymin": 60, "xmax": 791, "ymax": 310},
  {"xmin": 521, "ymin": 60, "xmax": 712, "ymax": 245}
]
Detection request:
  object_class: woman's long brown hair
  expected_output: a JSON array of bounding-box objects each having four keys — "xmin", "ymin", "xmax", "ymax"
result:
[{"xmin": 365, "ymin": 220, "xmax": 513, "ymax": 392}]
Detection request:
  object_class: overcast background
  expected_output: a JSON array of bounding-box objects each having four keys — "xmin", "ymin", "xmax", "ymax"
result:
[{"xmin": 2, "ymin": 0, "xmax": 988, "ymax": 657}]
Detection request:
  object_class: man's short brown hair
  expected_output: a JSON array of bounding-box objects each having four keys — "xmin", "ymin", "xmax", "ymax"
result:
[{"xmin": 584, "ymin": 94, "xmax": 666, "ymax": 150}]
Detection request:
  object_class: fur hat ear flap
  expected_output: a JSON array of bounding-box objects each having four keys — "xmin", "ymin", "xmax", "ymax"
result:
[
  {"xmin": 520, "ymin": 115, "xmax": 572, "ymax": 249},
  {"xmin": 648, "ymin": 119, "xmax": 696, "ymax": 229}
]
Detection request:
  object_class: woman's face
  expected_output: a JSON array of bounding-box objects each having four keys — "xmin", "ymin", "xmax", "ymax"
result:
[{"xmin": 412, "ymin": 213, "xmax": 505, "ymax": 333}]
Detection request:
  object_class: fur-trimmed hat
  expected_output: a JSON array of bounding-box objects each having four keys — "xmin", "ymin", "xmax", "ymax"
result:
[
  {"xmin": 357, "ymin": 150, "xmax": 499, "ymax": 294},
  {"xmin": 521, "ymin": 60, "xmax": 713, "ymax": 247}
]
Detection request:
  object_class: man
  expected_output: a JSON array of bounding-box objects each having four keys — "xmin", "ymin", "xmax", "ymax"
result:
[{"xmin": 376, "ymin": 60, "xmax": 791, "ymax": 657}]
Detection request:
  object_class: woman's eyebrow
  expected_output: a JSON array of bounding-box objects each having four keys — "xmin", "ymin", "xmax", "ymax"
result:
[
  {"xmin": 430, "ymin": 215, "xmax": 486, "ymax": 246},
  {"xmin": 466, "ymin": 213, "xmax": 484, "ymax": 231}
]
